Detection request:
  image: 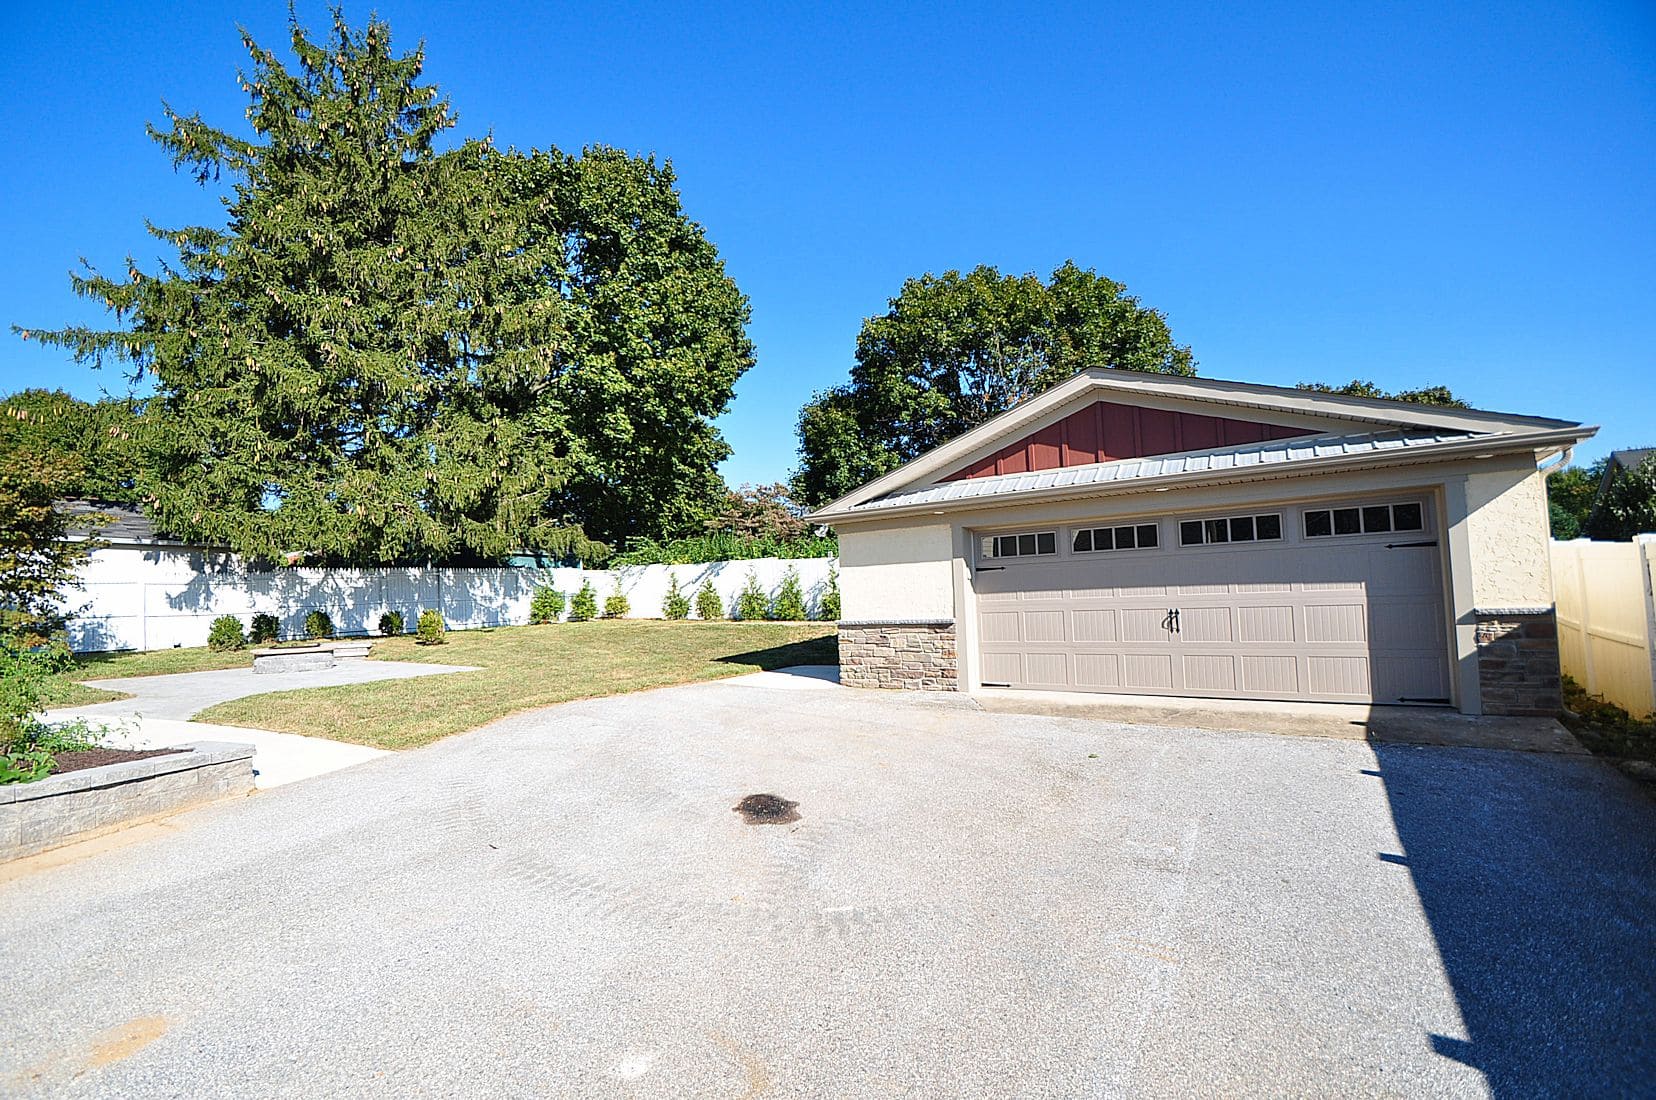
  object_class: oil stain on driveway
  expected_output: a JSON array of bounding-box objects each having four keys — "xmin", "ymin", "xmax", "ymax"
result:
[{"xmin": 3, "ymin": 674, "xmax": 1653, "ymax": 1096}]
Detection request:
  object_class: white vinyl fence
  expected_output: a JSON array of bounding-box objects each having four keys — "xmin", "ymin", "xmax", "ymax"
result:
[
  {"xmin": 1551, "ymin": 536, "xmax": 1656, "ymax": 718},
  {"xmin": 62, "ymin": 546, "xmax": 837, "ymax": 653}
]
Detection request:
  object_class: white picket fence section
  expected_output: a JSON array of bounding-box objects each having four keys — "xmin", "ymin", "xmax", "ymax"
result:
[
  {"xmin": 62, "ymin": 546, "xmax": 838, "ymax": 653},
  {"xmin": 1551, "ymin": 536, "xmax": 1656, "ymax": 718}
]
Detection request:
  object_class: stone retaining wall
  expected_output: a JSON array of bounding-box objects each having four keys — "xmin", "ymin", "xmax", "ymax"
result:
[
  {"xmin": 1475, "ymin": 609, "xmax": 1562, "ymax": 717},
  {"xmin": 838, "ymin": 620, "xmax": 958, "ymax": 691},
  {"xmin": 1, "ymin": 741, "xmax": 255, "ymax": 862}
]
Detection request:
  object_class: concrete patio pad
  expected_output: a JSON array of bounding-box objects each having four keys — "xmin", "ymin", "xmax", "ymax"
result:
[{"xmin": 974, "ymin": 687, "xmax": 1587, "ymax": 754}]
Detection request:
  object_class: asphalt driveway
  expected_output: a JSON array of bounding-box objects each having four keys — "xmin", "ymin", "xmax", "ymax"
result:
[{"xmin": 4, "ymin": 676, "xmax": 1653, "ymax": 1097}]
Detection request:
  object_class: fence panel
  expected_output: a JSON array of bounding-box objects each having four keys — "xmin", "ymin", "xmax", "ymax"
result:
[
  {"xmin": 1550, "ymin": 537, "xmax": 1656, "ymax": 717},
  {"xmin": 63, "ymin": 549, "xmax": 838, "ymax": 652}
]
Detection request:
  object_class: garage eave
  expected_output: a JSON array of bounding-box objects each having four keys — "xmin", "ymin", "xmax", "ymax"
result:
[{"xmin": 812, "ymin": 424, "xmax": 1595, "ymax": 526}]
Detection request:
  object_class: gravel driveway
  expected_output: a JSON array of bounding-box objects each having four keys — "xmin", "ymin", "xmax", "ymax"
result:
[{"xmin": 4, "ymin": 676, "xmax": 1653, "ymax": 1097}]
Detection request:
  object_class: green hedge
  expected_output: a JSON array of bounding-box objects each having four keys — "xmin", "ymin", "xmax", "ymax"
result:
[{"xmin": 611, "ymin": 532, "xmax": 837, "ymax": 566}]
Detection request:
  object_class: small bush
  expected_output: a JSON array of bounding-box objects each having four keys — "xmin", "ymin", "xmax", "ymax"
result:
[
  {"xmin": 416, "ymin": 608, "xmax": 446, "ymax": 645},
  {"xmin": 733, "ymin": 571, "xmax": 769, "ymax": 621},
  {"xmin": 662, "ymin": 574, "xmax": 690, "ymax": 620},
  {"xmin": 249, "ymin": 613, "xmax": 280, "ymax": 643},
  {"xmin": 378, "ymin": 610, "xmax": 405, "ymax": 636},
  {"xmin": 207, "ymin": 615, "xmax": 246, "ymax": 651},
  {"xmin": 569, "ymin": 580, "xmax": 599, "ymax": 622},
  {"xmin": 816, "ymin": 566, "xmax": 841, "ymax": 621},
  {"xmin": 530, "ymin": 586, "xmax": 565, "ymax": 625},
  {"xmin": 603, "ymin": 584, "xmax": 631, "ymax": 619},
  {"xmin": 303, "ymin": 609, "xmax": 334, "ymax": 640},
  {"xmin": 767, "ymin": 566, "xmax": 807, "ymax": 621},
  {"xmin": 694, "ymin": 579, "xmax": 723, "ymax": 621}
]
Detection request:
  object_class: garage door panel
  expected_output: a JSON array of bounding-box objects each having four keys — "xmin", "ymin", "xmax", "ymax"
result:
[
  {"xmin": 1122, "ymin": 654, "xmax": 1174, "ymax": 690},
  {"xmin": 981, "ymin": 652, "xmax": 1022, "ymax": 684},
  {"xmin": 1371, "ymin": 602, "xmax": 1441, "ymax": 649},
  {"xmin": 1075, "ymin": 653, "xmax": 1121, "ymax": 688},
  {"xmin": 1121, "ymin": 608, "xmax": 1171, "ymax": 641},
  {"xmin": 1305, "ymin": 603, "xmax": 1367, "ymax": 644},
  {"xmin": 1073, "ymin": 609, "xmax": 1118, "ymax": 643},
  {"xmin": 1373, "ymin": 656, "xmax": 1450, "ymax": 701},
  {"xmin": 1117, "ymin": 584, "xmax": 1169, "ymax": 598},
  {"xmin": 1240, "ymin": 655, "xmax": 1300, "ymax": 694},
  {"xmin": 1238, "ymin": 605, "xmax": 1295, "ymax": 642},
  {"xmin": 1179, "ymin": 607, "xmax": 1233, "ymax": 643},
  {"xmin": 980, "ymin": 611, "xmax": 1022, "ymax": 643},
  {"xmin": 1184, "ymin": 654, "xmax": 1236, "ymax": 692},
  {"xmin": 1308, "ymin": 656, "xmax": 1371, "ymax": 696},
  {"xmin": 1023, "ymin": 610, "xmax": 1067, "ymax": 643}
]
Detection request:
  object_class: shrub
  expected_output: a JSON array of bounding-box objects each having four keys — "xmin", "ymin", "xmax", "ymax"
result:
[
  {"xmin": 662, "ymin": 574, "xmax": 690, "ymax": 620},
  {"xmin": 569, "ymin": 580, "xmax": 599, "ymax": 622},
  {"xmin": 694, "ymin": 578, "xmax": 723, "ymax": 621},
  {"xmin": 207, "ymin": 615, "xmax": 246, "ymax": 651},
  {"xmin": 733, "ymin": 571, "xmax": 769, "ymax": 621},
  {"xmin": 416, "ymin": 608, "xmax": 446, "ymax": 645},
  {"xmin": 303, "ymin": 609, "xmax": 334, "ymax": 640},
  {"xmin": 816, "ymin": 566, "xmax": 841, "ymax": 621},
  {"xmin": 379, "ymin": 610, "xmax": 405, "ymax": 636},
  {"xmin": 767, "ymin": 566, "xmax": 807, "ymax": 621},
  {"xmin": 603, "ymin": 584, "xmax": 631, "ymax": 619},
  {"xmin": 530, "ymin": 586, "xmax": 565, "ymax": 625},
  {"xmin": 0, "ymin": 639, "xmax": 99, "ymax": 784},
  {"xmin": 249, "ymin": 613, "xmax": 280, "ymax": 643}
]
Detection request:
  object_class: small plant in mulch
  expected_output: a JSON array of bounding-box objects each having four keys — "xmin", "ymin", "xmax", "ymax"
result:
[
  {"xmin": 249, "ymin": 612, "xmax": 280, "ymax": 643},
  {"xmin": 416, "ymin": 609, "xmax": 447, "ymax": 646},
  {"xmin": 694, "ymin": 578, "xmax": 723, "ymax": 621},
  {"xmin": 733, "ymin": 571, "xmax": 768, "ymax": 621},
  {"xmin": 1562, "ymin": 675, "xmax": 1656, "ymax": 771},
  {"xmin": 568, "ymin": 580, "xmax": 599, "ymax": 622},
  {"xmin": 379, "ymin": 610, "xmax": 406, "ymax": 636},
  {"xmin": 303, "ymin": 609, "xmax": 335, "ymax": 640},
  {"xmin": 207, "ymin": 614, "xmax": 246, "ymax": 651},
  {"xmin": 661, "ymin": 573, "xmax": 690, "ymax": 620},
  {"xmin": 529, "ymin": 586, "xmax": 565, "ymax": 625}
]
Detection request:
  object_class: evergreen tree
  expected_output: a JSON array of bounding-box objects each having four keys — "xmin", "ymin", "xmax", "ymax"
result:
[{"xmin": 22, "ymin": 12, "xmax": 751, "ymax": 561}]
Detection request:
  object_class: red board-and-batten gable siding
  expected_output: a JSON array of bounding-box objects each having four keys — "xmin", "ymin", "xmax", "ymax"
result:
[{"xmin": 939, "ymin": 400, "xmax": 1317, "ymax": 481}]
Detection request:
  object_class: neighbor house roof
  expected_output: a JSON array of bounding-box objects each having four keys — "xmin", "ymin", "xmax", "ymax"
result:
[
  {"xmin": 808, "ymin": 368, "xmax": 1596, "ymax": 524},
  {"xmin": 60, "ymin": 500, "xmax": 211, "ymax": 547}
]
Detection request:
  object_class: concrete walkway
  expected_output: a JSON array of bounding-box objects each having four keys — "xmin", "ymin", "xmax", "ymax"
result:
[{"xmin": 47, "ymin": 659, "xmax": 476, "ymax": 789}]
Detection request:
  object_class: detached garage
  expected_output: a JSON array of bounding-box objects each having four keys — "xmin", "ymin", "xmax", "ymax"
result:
[{"xmin": 807, "ymin": 369, "xmax": 1595, "ymax": 716}]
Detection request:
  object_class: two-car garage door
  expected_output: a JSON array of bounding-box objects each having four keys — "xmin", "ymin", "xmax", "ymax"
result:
[{"xmin": 974, "ymin": 499, "xmax": 1452, "ymax": 704}]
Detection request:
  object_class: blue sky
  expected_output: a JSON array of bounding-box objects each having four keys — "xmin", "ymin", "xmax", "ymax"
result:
[{"xmin": 3, "ymin": 1, "xmax": 1652, "ymax": 485}]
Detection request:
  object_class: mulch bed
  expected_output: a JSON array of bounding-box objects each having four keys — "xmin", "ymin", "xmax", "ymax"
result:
[{"xmin": 51, "ymin": 747, "xmax": 189, "ymax": 775}]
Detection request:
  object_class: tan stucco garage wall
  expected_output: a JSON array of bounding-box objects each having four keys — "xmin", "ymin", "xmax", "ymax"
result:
[
  {"xmin": 1465, "ymin": 464, "xmax": 1553, "ymax": 609},
  {"xmin": 838, "ymin": 522, "xmax": 955, "ymax": 621}
]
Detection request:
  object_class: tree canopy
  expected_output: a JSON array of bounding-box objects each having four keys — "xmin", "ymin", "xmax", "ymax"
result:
[
  {"xmin": 792, "ymin": 262, "xmax": 1194, "ymax": 507},
  {"xmin": 1587, "ymin": 454, "xmax": 1656, "ymax": 541},
  {"xmin": 1546, "ymin": 460, "xmax": 1605, "ymax": 540},
  {"xmin": 20, "ymin": 12, "xmax": 751, "ymax": 564},
  {"xmin": 1295, "ymin": 379, "xmax": 1471, "ymax": 408},
  {"xmin": 0, "ymin": 390, "xmax": 143, "ymax": 504}
]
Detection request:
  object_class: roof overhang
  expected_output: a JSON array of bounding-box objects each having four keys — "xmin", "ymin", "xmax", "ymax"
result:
[{"xmin": 812, "ymin": 423, "xmax": 1594, "ymax": 526}]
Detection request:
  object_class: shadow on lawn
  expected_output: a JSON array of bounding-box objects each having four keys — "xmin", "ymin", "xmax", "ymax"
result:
[
  {"xmin": 1374, "ymin": 742, "xmax": 1656, "ymax": 1095},
  {"xmin": 715, "ymin": 635, "xmax": 838, "ymax": 671}
]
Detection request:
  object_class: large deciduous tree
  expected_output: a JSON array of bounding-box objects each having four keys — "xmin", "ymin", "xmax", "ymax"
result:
[
  {"xmin": 0, "ymin": 390, "xmax": 143, "ymax": 504},
  {"xmin": 1295, "ymin": 379, "xmax": 1471, "ymax": 408},
  {"xmin": 21, "ymin": 12, "xmax": 750, "ymax": 562},
  {"xmin": 792, "ymin": 263, "xmax": 1194, "ymax": 507}
]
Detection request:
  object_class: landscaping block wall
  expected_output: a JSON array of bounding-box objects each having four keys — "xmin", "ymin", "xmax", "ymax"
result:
[
  {"xmin": 838, "ymin": 620, "xmax": 958, "ymax": 691},
  {"xmin": 1475, "ymin": 611, "xmax": 1563, "ymax": 717}
]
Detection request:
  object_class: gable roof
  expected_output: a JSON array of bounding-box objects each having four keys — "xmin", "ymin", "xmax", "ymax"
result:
[{"xmin": 808, "ymin": 368, "xmax": 1595, "ymax": 524}]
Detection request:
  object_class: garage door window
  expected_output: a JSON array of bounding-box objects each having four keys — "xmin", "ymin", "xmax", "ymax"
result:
[
  {"xmin": 985, "ymin": 531, "xmax": 1058, "ymax": 558},
  {"xmin": 1304, "ymin": 501, "xmax": 1424, "ymax": 539},
  {"xmin": 1178, "ymin": 513, "xmax": 1283, "ymax": 546},
  {"xmin": 1073, "ymin": 523, "xmax": 1159, "ymax": 553}
]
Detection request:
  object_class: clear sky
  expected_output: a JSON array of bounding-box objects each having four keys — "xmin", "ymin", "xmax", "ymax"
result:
[{"xmin": 3, "ymin": 1, "xmax": 1652, "ymax": 485}]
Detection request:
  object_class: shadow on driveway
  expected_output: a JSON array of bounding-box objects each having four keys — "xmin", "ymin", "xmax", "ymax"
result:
[{"xmin": 1375, "ymin": 743, "xmax": 1656, "ymax": 1095}]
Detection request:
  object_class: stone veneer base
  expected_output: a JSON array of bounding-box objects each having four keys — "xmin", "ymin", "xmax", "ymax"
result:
[
  {"xmin": 1474, "ymin": 609, "xmax": 1562, "ymax": 717},
  {"xmin": 838, "ymin": 620, "xmax": 958, "ymax": 692}
]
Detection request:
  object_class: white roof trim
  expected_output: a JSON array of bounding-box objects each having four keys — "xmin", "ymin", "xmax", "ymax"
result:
[{"xmin": 807, "ymin": 367, "xmax": 1591, "ymax": 521}]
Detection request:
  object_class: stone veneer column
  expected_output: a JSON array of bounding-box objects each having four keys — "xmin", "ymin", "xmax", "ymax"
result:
[
  {"xmin": 1474, "ymin": 608, "xmax": 1561, "ymax": 716},
  {"xmin": 837, "ymin": 619, "xmax": 958, "ymax": 692}
]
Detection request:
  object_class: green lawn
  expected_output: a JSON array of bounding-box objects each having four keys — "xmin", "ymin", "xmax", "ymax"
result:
[{"xmin": 191, "ymin": 621, "xmax": 836, "ymax": 749}]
